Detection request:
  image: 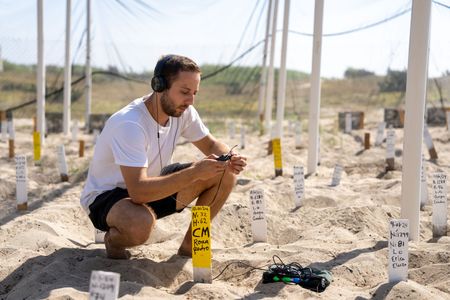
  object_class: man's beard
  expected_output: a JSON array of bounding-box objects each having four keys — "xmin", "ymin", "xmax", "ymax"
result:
[{"xmin": 160, "ymin": 92, "xmax": 186, "ymax": 117}]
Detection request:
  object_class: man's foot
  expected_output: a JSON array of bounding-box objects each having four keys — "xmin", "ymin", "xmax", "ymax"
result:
[{"xmin": 105, "ymin": 232, "xmax": 130, "ymax": 259}]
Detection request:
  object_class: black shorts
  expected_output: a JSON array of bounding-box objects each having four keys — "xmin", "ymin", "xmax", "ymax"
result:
[{"xmin": 88, "ymin": 162, "xmax": 192, "ymax": 231}]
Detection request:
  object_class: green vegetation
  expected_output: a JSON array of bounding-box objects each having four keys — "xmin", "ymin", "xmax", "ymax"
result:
[{"xmin": 0, "ymin": 60, "xmax": 448, "ymax": 134}]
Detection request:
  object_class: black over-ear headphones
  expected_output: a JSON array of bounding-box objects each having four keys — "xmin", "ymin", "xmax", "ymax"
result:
[{"xmin": 151, "ymin": 55, "xmax": 174, "ymax": 93}]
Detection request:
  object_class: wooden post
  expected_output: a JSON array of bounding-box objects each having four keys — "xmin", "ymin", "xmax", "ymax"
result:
[
  {"xmin": 364, "ymin": 132, "xmax": 370, "ymax": 150},
  {"xmin": 358, "ymin": 112, "xmax": 365, "ymax": 129},
  {"xmin": 9, "ymin": 139, "xmax": 14, "ymax": 158},
  {"xmin": 33, "ymin": 116, "xmax": 37, "ymax": 133},
  {"xmin": 79, "ymin": 140, "xmax": 85, "ymax": 157}
]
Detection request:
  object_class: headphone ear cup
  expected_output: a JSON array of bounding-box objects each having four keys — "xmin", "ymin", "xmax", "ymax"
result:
[{"xmin": 151, "ymin": 76, "xmax": 167, "ymax": 93}]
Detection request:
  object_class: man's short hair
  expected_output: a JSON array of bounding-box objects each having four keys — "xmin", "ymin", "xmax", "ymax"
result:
[{"xmin": 154, "ymin": 54, "xmax": 201, "ymax": 89}]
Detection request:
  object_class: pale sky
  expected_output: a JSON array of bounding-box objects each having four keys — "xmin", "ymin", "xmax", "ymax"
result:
[{"xmin": 0, "ymin": 0, "xmax": 449, "ymax": 78}]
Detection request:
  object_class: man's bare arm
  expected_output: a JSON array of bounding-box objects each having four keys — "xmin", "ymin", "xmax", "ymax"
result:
[
  {"xmin": 120, "ymin": 157, "xmax": 226, "ymax": 204},
  {"xmin": 193, "ymin": 134, "xmax": 230, "ymax": 156}
]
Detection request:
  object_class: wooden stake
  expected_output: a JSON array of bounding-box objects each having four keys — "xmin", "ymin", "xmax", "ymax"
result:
[
  {"xmin": 33, "ymin": 116, "xmax": 37, "ymax": 133},
  {"xmin": 364, "ymin": 132, "xmax": 370, "ymax": 150},
  {"xmin": 9, "ymin": 139, "xmax": 14, "ymax": 158},
  {"xmin": 79, "ymin": 140, "xmax": 85, "ymax": 157}
]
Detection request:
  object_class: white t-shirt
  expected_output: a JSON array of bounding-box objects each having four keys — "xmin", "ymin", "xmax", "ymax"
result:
[{"xmin": 80, "ymin": 97, "xmax": 209, "ymax": 214}]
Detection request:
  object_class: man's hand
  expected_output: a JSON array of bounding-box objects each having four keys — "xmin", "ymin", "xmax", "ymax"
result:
[
  {"xmin": 192, "ymin": 155, "xmax": 227, "ymax": 181},
  {"xmin": 227, "ymin": 153, "xmax": 247, "ymax": 175}
]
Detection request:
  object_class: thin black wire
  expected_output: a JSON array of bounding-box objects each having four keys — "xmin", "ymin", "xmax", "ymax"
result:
[
  {"xmin": 202, "ymin": 39, "xmax": 265, "ymax": 80},
  {"xmin": 289, "ymin": 7, "xmax": 411, "ymax": 37},
  {"xmin": 433, "ymin": 0, "xmax": 450, "ymax": 9},
  {"xmin": 212, "ymin": 260, "xmax": 270, "ymax": 281}
]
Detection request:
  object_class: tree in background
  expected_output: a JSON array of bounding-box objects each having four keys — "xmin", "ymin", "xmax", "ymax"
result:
[
  {"xmin": 344, "ymin": 67, "xmax": 374, "ymax": 79},
  {"xmin": 378, "ymin": 68, "xmax": 407, "ymax": 93}
]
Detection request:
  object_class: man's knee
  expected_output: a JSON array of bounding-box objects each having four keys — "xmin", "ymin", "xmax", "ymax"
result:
[
  {"xmin": 127, "ymin": 210, "xmax": 155, "ymax": 245},
  {"xmin": 222, "ymin": 170, "xmax": 237, "ymax": 189}
]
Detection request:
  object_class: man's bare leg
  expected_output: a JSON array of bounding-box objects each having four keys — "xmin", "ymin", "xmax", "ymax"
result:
[
  {"xmin": 105, "ymin": 198, "xmax": 156, "ymax": 259},
  {"xmin": 176, "ymin": 171, "xmax": 236, "ymax": 256}
]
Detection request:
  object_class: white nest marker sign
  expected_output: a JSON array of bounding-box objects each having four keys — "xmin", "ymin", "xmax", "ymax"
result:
[
  {"xmin": 250, "ymin": 189, "xmax": 267, "ymax": 242},
  {"xmin": 89, "ymin": 270, "xmax": 120, "ymax": 300},
  {"xmin": 388, "ymin": 219, "xmax": 409, "ymax": 283},
  {"xmin": 432, "ymin": 172, "xmax": 448, "ymax": 237},
  {"xmin": 293, "ymin": 165, "xmax": 304, "ymax": 207}
]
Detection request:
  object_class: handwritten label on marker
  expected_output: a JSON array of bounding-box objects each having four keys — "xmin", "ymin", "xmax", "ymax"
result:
[
  {"xmin": 420, "ymin": 156, "xmax": 428, "ymax": 207},
  {"xmin": 192, "ymin": 206, "xmax": 211, "ymax": 268},
  {"xmin": 388, "ymin": 219, "xmax": 409, "ymax": 283},
  {"xmin": 272, "ymin": 138, "xmax": 282, "ymax": 170},
  {"xmin": 250, "ymin": 189, "xmax": 267, "ymax": 242},
  {"xmin": 89, "ymin": 270, "xmax": 120, "ymax": 300},
  {"xmin": 15, "ymin": 155, "xmax": 27, "ymax": 206},
  {"xmin": 386, "ymin": 129, "xmax": 395, "ymax": 159},
  {"xmin": 331, "ymin": 164, "xmax": 343, "ymax": 187},
  {"xmin": 432, "ymin": 172, "xmax": 448, "ymax": 237},
  {"xmin": 293, "ymin": 166, "xmax": 304, "ymax": 207},
  {"xmin": 375, "ymin": 122, "xmax": 386, "ymax": 146},
  {"xmin": 33, "ymin": 131, "xmax": 41, "ymax": 162},
  {"xmin": 192, "ymin": 206, "xmax": 212, "ymax": 283},
  {"xmin": 345, "ymin": 113, "xmax": 352, "ymax": 133},
  {"xmin": 57, "ymin": 145, "xmax": 69, "ymax": 177}
]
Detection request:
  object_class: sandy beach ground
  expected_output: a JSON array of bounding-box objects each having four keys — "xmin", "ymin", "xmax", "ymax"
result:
[{"xmin": 0, "ymin": 108, "xmax": 449, "ymax": 299}]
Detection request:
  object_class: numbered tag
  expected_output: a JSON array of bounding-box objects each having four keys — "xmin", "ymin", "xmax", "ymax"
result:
[
  {"xmin": 192, "ymin": 206, "xmax": 212, "ymax": 283},
  {"xmin": 15, "ymin": 155, "xmax": 28, "ymax": 210},
  {"xmin": 250, "ymin": 189, "xmax": 267, "ymax": 243},
  {"xmin": 89, "ymin": 270, "xmax": 120, "ymax": 300},
  {"xmin": 331, "ymin": 164, "xmax": 343, "ymax": 187},
  {"xmin": 432, "ymin": 172, "xmax": 448, "ymax": 237},
  {"xmin": 293, "ymin": 166, "xmax": 304, "ymax": 207},
  {"xmin": 388, "ymin": 219, "xmax": 409, "ymax": 283}
]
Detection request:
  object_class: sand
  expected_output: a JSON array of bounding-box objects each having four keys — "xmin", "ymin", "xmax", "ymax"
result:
[{"xmin": 0, "ymin": 108, "xmax": 449, "ymax": 299}]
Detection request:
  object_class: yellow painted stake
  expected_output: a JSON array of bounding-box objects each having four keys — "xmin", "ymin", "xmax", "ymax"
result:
[
  {"xmin": 33, "ymin": 131, "xmax": 41, "ymax": 165},
  {"xmin": 192, "ymin": 206, "xmax": 212, "ymax": 283},
  {"xmin": 272, "ymin": 138, "xmax": 283, "ymax": 176}
]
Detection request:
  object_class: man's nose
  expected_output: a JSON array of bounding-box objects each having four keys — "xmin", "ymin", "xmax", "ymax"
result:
[{"xmin": 185, "ymin": 95, "xmax": 194, "ymax": 105}]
